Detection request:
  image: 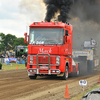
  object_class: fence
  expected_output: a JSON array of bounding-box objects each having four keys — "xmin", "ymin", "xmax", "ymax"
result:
[{"xmin": 0, "ymin": 58, "xmax": 5, "ymax": 63}]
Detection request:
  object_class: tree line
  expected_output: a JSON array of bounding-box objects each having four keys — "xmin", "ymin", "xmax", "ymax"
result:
[{"xmin": 0, "ymin": 33, "xmax": 28, "ymax": 52}]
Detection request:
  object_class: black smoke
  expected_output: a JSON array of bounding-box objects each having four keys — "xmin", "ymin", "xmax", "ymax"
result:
[
  {"xmin": 69, "ymin": 0, "xmax": 100, "ymax": 56},
  {"xmin": 70, "ymin": 0, "xmax": 100, "ymax": 24},
  {"xmin": 43, "ymin": 0, "xmax": 74, "ymax": 22},
  {"xmin": 44, "ymin": 0, "xmax": 100, "ymax": 24}
]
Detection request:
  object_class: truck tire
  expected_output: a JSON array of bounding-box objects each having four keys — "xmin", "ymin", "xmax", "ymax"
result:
[
  {"xmin": 62, "ymin": 66, "xmax": 68, "ymax": 80},
  {"xmin": 29, "ymin": 75, "xmax": 37, "ymax": 79}
]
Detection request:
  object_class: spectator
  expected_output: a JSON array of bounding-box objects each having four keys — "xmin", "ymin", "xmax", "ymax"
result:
[{"xmin": 23, "ymin": 55, "xmax": 26, "ymax": 61}]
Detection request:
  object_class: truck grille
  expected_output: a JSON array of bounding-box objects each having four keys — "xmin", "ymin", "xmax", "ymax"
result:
[
  {"xmin": 39, "ymin": 56, "xmax": 49, "ymax": 64},
  {"xmin": 28, "ymin": 55, "xmax": 60, "ymax": 66}
]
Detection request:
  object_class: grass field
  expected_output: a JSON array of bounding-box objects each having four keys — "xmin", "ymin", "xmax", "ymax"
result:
[
  {"xmin": 0, "ymin": 63, "xmax": 27, "ymax": 71},
  {"xmin": 71, "ymin": 84, "xmax": 100, "ymax": 100}
]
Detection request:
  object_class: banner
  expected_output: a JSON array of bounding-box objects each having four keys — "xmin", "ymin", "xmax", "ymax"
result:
[{"xmin": 5, "ymin": 58, "xmax": 17, "ymax": 63}]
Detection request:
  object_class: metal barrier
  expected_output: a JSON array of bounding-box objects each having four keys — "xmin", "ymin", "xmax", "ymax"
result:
[{"xmin": 0, "ymin": 58, "xmax": 5, "ymax": 63}]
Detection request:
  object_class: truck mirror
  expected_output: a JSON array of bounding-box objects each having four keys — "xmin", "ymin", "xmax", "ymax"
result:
[
  {"xmin": 66, "ymin": 30, "xmax": 68, "ymax": 36},
  {"xmin": 65, "ymin": 36, "xmax": 70, "ymax": 44},
  {"xmin": 24, "ymin": 33, "xmax": 27, "ymax": 43},
  {"xmin": 67, "ymin": 36, "xmax": 70, "ymax": 44}
]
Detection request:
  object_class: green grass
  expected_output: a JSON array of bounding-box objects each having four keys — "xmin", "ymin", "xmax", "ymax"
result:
[
  {"xmin": 0, "ymin": 63, "xmax": 27, "ymax": 71},
  {"xmin": 71, "ymin": 84, "xmax": 100, "ymax": 100}
]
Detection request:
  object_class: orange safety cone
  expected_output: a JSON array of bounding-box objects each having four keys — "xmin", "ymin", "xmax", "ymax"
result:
[
  {"xmin": 64, "ymin": 85, "xmax": 70, "ymax": 98},
  {"xmin": 16, "ymin": 66, "xmax": 18, "ymax": 70},
  {"xmin": 98, "ymin": 76, "xmax": 100, "ymax": 83}
]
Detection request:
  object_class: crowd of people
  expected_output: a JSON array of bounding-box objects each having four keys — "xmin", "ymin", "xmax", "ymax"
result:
[
  {"xmin": 0, "ymin": 53, "xmax": 27, "ymax": 64},
  {"xmin": 17, "ymin": 55, "xmax": 27, "ymax": 62}
]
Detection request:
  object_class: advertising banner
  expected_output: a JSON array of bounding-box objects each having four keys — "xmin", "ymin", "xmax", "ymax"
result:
[{"xmin": 5, "ymin": 58, "xmax": 17, "ymax": 63}]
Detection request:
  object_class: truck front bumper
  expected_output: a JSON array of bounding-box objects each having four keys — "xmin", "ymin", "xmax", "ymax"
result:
[{"xmin": 27, "ymin": 68, "xmax": 61, "ymax": 76}]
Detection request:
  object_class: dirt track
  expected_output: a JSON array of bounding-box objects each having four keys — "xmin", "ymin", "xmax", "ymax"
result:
[{"xmin": 0, "ymin": 69, "xmax": 100, "ymax": 100}]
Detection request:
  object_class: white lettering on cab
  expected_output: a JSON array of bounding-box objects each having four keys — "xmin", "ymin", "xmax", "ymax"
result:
[{"xmin": 39, "ymin": 48, "xmax": 52, "ymax": 53}]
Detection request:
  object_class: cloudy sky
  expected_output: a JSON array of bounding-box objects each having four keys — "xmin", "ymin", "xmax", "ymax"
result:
[{"xmin": 0, "ymin": 0, "xmax": 46, "ymax": 37}]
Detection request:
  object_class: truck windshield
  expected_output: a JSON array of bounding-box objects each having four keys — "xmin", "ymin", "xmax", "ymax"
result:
[{"xmin": 29, "ymin": 29, "xmax": 64, "ymax": 45}]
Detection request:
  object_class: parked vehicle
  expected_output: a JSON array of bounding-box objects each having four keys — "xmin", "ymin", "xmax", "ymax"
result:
[{"xmin": 15, "ymin": 46, "xmax": 28, "ymax": 58}]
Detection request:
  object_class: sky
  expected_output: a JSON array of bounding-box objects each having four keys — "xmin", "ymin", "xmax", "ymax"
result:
[
  {"xmin": 0, "ymin": 0, "xmax": 100, "ymax": 56},
  {"xmin": 0, "ymin": 0, "xmax": 46, "ymax": 38}
]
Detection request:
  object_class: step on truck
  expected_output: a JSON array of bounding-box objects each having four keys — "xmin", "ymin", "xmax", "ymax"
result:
[{"xmin": 24, "ymin": 22, "xmax": 79, "ymax": 80}]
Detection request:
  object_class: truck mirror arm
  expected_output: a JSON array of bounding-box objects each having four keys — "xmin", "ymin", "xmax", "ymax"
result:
[
  {"xmin": 24, "ymin": 33, "xmax": 28, "ymax": 43},
  {"xmin": 27, "ymin": 35, "xmax": 29, "ymax": 43}
]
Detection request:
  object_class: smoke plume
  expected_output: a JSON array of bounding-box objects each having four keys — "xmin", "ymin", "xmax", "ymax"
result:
[
  {"xmin": 44, "ymin": 0, "xmax": 100, "ymax": 24},
  {"xmin": 43, "ymin": 0, "xmax": 74, "ymax": 22},
  {"xmin": 70, "ymin": 0, "xmax": 100, "ymax": 24},
  {"xmin": 69, "ymin": 0, "xmax": 100, "ymax": 58}
]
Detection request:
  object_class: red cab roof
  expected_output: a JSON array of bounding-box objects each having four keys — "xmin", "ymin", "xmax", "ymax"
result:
[{"xmin": 29, "ymin": 22, "xmax": 72, "ymax": 29}]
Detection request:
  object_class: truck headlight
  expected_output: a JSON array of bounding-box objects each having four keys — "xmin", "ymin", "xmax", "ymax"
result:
[
  {"xmin": 56, "ymin": 57, "xmax": 59, "ymax": 61},
  {"xmin": 56, "ymin": 56, "xmax": 60, "ymax": 64},
  {"xmin": 30, "ymin": 61, "xmax": 33, "ymax": 64},
  {"xmin": 30, "ymin": 56, "xmax": 33, "ymax": 60},
  {"xmin": 56, "ymin": 61, "xmax": 60, "ymax": 64},
  {"xmin": 30, "ymin": 70, "xmax": 32, "ymax": 72}
]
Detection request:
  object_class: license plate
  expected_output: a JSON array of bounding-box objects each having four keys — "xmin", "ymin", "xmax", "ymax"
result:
[{"xmin": 40, "ymin": 66, "xmax": 48, "ymax": 68}]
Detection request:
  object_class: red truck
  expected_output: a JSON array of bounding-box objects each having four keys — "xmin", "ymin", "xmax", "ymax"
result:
[{"xmin": 24, "ymin": 22, "xmax": 79, "ymax": 80}]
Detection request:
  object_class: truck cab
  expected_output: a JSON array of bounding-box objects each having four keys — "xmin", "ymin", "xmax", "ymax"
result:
[{"xmin": 24, "ymin": 22, "xmax": 78, "ymax": 80}]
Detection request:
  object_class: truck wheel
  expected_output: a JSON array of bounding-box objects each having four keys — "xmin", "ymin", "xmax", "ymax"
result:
[
  {"xmin": 29, "ymin": 75, "xmax": 37, "ymax": 79},
  {"xmin": 63, "ymin": 66, "xmax": 68, "ymax": 80}
]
